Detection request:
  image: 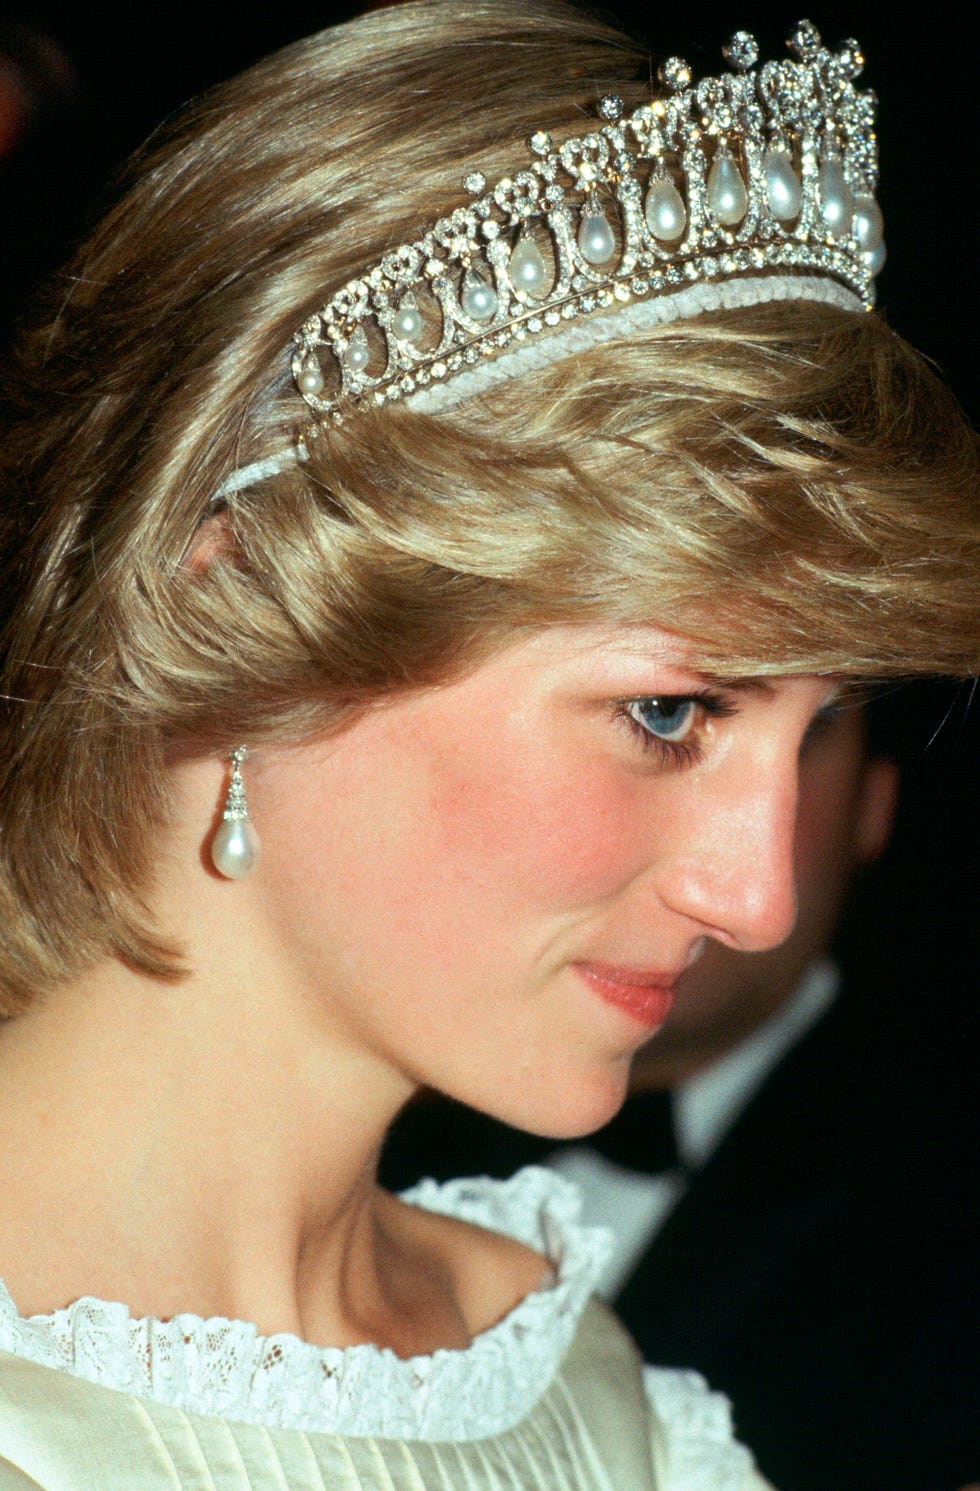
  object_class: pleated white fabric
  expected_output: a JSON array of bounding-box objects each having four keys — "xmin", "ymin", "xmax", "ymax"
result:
[{"xmin": 0, "ymin": 1302, "xmax": 629, "ymax": 1489}]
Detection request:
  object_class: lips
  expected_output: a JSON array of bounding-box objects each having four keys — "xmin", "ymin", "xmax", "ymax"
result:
[{"xmin": 574, "ymin": 961, "xmax": 678, "ymax": 1028}]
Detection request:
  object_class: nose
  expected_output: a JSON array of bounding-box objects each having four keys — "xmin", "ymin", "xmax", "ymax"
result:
[{"xmin": 653, "ymin": 750, "xmax": 800, "ymax": 953}]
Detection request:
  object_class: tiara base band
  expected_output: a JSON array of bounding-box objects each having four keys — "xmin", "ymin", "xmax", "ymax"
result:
[{"xmin": 404, "ymin": 273, "xmax": 864, "ymax": 415}]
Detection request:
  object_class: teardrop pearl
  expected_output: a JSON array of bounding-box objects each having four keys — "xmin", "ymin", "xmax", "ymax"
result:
[
  {"xmin": 818, "ymin": 158, "xmax": 854, "ymax": 238},
  {"xmin": 863, "ymin": 241, "xmax": 887, "ymax": 276},
  {"xmin": 707, "ymin": 152, "xmax": 748, "ymax": 226},
  {"xmin": 211, "ymin": 817, "xmax": 259, "ymax": 880},
  {"xmin": 509, "ymin": 235, "xmax": 549, "ymax": 297},
  {"xmin": 578, "ymin": 208, "xmax": 616, "ymax": 265},
  {"xmin": 461, "ymin": 268, "xmax": 497, "ymax": 322},
  {"xmin": 644, "ymin": 177, "xmax": 687, "ymax": 242},
  {"xmin": 345, "ymin": 327, "xmax": 371, "ymax": 373},
  {"xmin": 763, "ymin": 150, "xmax": 802, "ymax": 221},
  {"xmin": 297, "ymin": 363, "xmax": 324, "ymax": 397},
  {"xmin": 852, "ymin": 194, "xmax": 884, "ymax": 253},
  {"xmin": 392, "ymin": 296, "xmax": 423, "ymax": 343}
]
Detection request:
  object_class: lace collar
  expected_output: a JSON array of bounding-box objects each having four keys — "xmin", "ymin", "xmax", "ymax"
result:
[{"xmin": 0, "ymin": 1167, "xmax": 610, "ymax": 1440}]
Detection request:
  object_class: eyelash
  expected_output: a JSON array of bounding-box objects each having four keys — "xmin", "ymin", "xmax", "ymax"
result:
[{"xmin": 614, "ymin": 689, "xmax": 738, "ymax": 768}]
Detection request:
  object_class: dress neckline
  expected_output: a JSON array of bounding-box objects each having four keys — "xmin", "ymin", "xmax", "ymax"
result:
[{"xmin": 0, "ymin": 1167, "xmax": 610, "ymax": 1440}]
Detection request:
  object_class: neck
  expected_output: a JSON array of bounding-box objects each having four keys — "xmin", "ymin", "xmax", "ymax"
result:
[{"xmin": 0, "ymin": 831, "xmax": 416, "ymax": 1344}]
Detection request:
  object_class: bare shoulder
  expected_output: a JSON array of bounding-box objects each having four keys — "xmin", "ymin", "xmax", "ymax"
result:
[{"xmin": 385, "ymin": 1191, "xmax": 552, "ymax": 1340}]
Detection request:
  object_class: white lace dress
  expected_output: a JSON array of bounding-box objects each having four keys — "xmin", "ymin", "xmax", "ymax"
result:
[{"xmin": 0, "ymin": 1168, "xmax": 771, "ymax": 1491}]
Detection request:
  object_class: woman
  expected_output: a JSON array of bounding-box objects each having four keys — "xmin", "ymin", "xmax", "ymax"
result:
[{"xmin": 0, "ymin": 4, "xmax": 977, "ymax": 1488}]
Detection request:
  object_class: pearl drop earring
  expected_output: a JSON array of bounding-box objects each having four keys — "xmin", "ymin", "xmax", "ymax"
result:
[{"xmin": 210, "ymin": 746, "xmax": 259, "ymax": 879}]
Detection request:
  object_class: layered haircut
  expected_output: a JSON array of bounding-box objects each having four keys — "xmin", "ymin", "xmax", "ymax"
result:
[{"xmin": 1, "ymin": 0, "xmax": 979, "ymax": 1013}]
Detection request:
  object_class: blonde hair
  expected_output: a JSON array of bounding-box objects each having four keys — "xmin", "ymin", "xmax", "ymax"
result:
[{"xmin": 1, "ymin": 0, "xmax": 978, "ymax": 1014}]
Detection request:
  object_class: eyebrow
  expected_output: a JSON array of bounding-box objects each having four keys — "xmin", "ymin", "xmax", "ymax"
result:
[
  {"xmin": 699, "ymin": 677, "xmax": 872, "ymax": 711},
  {"xmin": 697, "ymin": 674, "xmax": 778, "ymax": 697}
]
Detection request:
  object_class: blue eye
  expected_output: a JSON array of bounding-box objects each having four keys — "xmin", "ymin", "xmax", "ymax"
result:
[{"xmin": 625, "ymin": 697, "xmax": 697, "ymax": 742}]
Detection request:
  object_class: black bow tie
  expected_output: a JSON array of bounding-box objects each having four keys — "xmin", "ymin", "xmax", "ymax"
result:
[{"xmin": 586, "ymin": 1089, "xmax": 682, "ymax": 1176}]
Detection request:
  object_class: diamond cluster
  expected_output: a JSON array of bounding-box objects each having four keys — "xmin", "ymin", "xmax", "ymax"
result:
[{"xmin": 292, "ymin": 22, "xmax": 882, "ymax": 423}]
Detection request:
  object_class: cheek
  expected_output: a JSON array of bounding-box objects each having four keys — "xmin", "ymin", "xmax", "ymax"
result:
[{"xmin": 421, "ymin": 740, "xmax": 648, "ymax": 913}]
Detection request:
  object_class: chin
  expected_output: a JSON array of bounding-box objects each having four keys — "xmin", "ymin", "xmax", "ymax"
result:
[{"xmin": 493, "ymin": 1059, "xmax": 632, "ymax": 1142}]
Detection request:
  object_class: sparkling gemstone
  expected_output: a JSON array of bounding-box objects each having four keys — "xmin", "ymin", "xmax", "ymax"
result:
[
  {"xmin": 344, "ymin": 327, "xmax": 371, "ymax": 373},
  {"xmin": 509, "ymin": 235, "xmax": 549, "ymax": 297},
  {"xmin": 852, "ymin": 194, "xmax": 884, "ymax": 252},
  {"xmin": 461, "ymin": 268, "xmax": 497, "ymax": 321},
  {"xmin": 659, "ymin": 56, "xmax": 692, "ymax": 91},
  {"xmin": 644, "ymin": 176, "xmax": 687, "ymax": 241},
  {"xmin": 529, "ymin": 130, "xmax": 553, "ymax": 156},
  {"xmin": 707, "ymin": 152, "xmax": 748, "ymax": 226},
  {"xmin": 788, "ymin": 20, "xmax": 821, "ymax": 60},
  {"xmin": 597, "ymin": 94, "xmax": 624, "ymax": 122},
  {"xmin": 818, "ymin": 157, "xmax": 854, "ymax": 237},
  {"xmin": 838, "ymin": 38, "xmax": 865, "ymax": 78},
  {"xmin": 722, "ymin": 31, "xmax": 759, "ymax": 70},
  {"xmin": 578, "ymin": 206, "xmax": 616, "ymax": 264},
  {"xmin": 763, "ymin": 149, "xmax": 802, "ymax": 221},
  {"xmin": 463, "ymin": 171, "xmax": 487, "ymax": 194}
]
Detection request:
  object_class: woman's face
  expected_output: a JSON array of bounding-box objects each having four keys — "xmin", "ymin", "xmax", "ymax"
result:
[{"xmin": 249, "ymin": 624, "xmax": 838, "ymax": 1137}]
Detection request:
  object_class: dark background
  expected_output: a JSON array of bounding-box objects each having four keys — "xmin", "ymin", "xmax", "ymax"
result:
[{"xmin": 2, "ymin": 1, "xmax": 977, "ymax": 1021}]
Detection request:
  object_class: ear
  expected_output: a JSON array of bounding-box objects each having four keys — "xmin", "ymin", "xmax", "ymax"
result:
[
  {"xmin": 853, "ymin": 755, "xmax": 900, "ymax": 866},
  {"xmin": 181, "ymin": 509, "xmax": 235, "ymax": 574}
]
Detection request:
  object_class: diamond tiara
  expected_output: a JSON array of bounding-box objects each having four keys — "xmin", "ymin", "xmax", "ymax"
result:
[{"xmin": 289, "ymin": 20, "xmax": 883, "ymax": 429}]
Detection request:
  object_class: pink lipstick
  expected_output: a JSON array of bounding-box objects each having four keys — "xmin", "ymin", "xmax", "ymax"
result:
[{"xmin": 575, "ymin": 962, "xmax": 677, "ymax": 1027}]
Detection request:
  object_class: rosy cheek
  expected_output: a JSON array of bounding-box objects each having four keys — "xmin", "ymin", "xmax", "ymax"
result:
[{"xmin": 423, "ymin": 742, "xmax": 647, "ymax": 911}]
